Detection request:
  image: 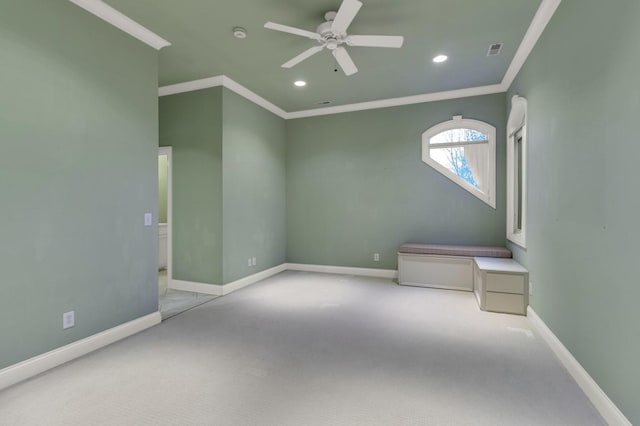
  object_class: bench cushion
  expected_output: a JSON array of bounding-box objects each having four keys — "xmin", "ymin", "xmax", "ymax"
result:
[{"xmin": 399, "ymin": 243, "xmax": 512, "ymax": 258}]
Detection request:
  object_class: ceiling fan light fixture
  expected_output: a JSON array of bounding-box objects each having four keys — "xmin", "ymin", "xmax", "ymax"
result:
[
  {"xmin": 294, "ymin": 80, "xmax": 307, "ymax": 87},
  {"xmin": 433, "ymin": 54, "xmax": 448, "ymax": 63}
]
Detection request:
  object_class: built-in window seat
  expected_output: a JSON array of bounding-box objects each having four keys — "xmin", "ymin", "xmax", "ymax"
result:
[{"xmin": 398, "ymin": 243, "xmax": 528, "ymax": 315}]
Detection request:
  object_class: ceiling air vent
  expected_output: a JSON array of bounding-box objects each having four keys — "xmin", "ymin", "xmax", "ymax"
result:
[{"xmin": 487, "ymin": 43, "xmax": 504, "ymax": 56}]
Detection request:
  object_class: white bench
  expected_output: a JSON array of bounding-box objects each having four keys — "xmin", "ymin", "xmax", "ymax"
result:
[
  {"xmin": 398, "ymin": 243, "xmax": 528, "ymax": 315},
  {"xmin": 398, "ymin": 243, "xmax": 512, "ymax": 292}
]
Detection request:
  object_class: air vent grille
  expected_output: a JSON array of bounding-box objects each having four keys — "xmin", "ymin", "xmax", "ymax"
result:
[{"xmin": 487, "ymin": 43, "xmax": 504, "ymax": 56}]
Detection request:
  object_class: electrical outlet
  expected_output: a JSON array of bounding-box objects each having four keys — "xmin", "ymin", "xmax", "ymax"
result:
[
  {"xmin": 248, "ymin": 258, "xmax": 252, "ymax": 267},
  {"xmin": 373, "ymin": 253, "xmax": 380, "ymax": 262},
  {"xmin": 529, "ymin": 281, "xmax": 534, "ymax": 297},
  {"xmin": 252, "ymin": 257, "xmax": 257, "ymax": 266},
  {"xmin": 63, "ymin": 311, "xmax": 75, "ymax": 329}
]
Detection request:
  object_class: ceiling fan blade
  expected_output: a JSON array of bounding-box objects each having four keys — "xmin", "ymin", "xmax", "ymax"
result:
[
  {"xmin": 331, "ymin": 0, "xmax": 363, "ymax": 34},
  {"xmin": 347, "ymin": 35, "xmax": 404, "ymax": 48},
  {"xmin": 264, "ymin": 22, "xmax": 322, "ymax": 41},
  {"xmin": 332, "ymin": 47, "xmax": 358, "ymax": 76},
  {"xmin": 282, "ymin": 46, "xmax": 324, "ymax": 68}
]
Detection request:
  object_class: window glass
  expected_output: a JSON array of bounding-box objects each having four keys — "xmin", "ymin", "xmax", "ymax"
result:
[{"xmin": 421, "ymin": 117, "xmax": 496, "ymax": 208}]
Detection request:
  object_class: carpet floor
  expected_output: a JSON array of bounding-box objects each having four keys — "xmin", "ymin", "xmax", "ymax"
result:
[{"xmin": 0, "ymin": 271, "xmax": 604, "ymax": 425}]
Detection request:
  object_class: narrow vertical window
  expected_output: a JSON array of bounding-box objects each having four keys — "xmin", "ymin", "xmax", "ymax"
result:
[
  {"xmin": 514, "ymin": 129, "xmax": 523, "ymax": 232},
  {"xmin": 507, "ymin": 96, "xmax": 527, "ymax": 247}
]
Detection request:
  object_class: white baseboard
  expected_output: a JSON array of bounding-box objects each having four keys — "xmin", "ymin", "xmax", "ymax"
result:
[
  {"xmin": 0, "ymin": 312, "xmax": 160, "ymax": 392},
  {"xmin": 222, "ymin": 263, "xmax": 288, "ymax": 295},
  {"xmin": 286, "ymin": 263, "xmax": 398, "ymax": 279},
  {"xmin": 170, "ymin": 279, "xmax": 223, "ymax": 296},
  {"xmin": 527, "ymin": 307, "xmax": 630, "ymax": 425},
  {"xmin": 0, "ymin": 264, "xmax": 398, "ymax": 392}
]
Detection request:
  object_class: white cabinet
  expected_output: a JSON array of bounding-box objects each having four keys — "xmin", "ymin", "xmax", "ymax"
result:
[
  {"xmin": 474, "ymin": 257, "xmax": 528, "ymax": 315},
  {"xmin": 398, "ymin": 254, "xmax": 474, "ymax": 291}
]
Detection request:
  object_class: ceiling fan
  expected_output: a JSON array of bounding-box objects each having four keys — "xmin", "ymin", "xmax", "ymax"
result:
[{"xmin": 264, "ymin": 0, "xmax": 404, "ymax": 76}]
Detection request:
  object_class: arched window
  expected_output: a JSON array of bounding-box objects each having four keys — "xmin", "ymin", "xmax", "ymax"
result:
[{"xmin": 422, "ymin": 116, "xmax": 496, "ymax": 208}]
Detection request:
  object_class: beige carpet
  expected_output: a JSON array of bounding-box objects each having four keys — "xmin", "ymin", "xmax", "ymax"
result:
[{"xmin": 0, "ymin": 271, "xmax": 604, "ymax": 425}]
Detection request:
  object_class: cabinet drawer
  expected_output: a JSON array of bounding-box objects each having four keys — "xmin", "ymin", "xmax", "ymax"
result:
[
  {"xmin": 485, "ymin": 292, "xmax": 525, "ymax": 315},
  {"xmin": 486, "ymin": 273, "xmax": 525, "ymax": 294}
]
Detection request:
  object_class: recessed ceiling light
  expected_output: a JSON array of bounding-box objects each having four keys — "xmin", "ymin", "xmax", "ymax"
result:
[
  {"xmin": 294, "ymin": 80, "xmax": 307, "ymax": 87},
  {"xmin": 232, "ymin": 27, "xmax": 247, "ymax": 39},
  {"xmin": 433, "ymin": 54, "xmax": 448, "ymax": 63}
]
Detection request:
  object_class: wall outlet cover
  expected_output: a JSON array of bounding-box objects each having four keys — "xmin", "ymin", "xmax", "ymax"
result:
[
  {"xmin": 63, "ymin": 311, "xmax": 75, "ymax": 329},
  {"xmin": 144, "ymin": 213, "xmax": 152, "ymax": 226},
  {"xmin": 374, "ymin": 253, "xmax": 380, "ymax": 262}
]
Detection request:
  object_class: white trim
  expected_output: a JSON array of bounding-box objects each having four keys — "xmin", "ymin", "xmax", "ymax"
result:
[
  {"xmin": 286, "ymin": 84, "xmax": 505, "ymax": 119},
  {"xmin": 159, "ymin": 76, "xmax": 287, "ymax": 119},
  {"xmin": 286, "ymin": 263, "xmax": 398, "ymax": 279},
  {"xmin": 0, "ymin": 312, "xmax": 160, "ymax": 391},
  {"xmin": 158, "ymin": 147, "xmax": 173, "ymax": 287},
  {"xmin": 501, "ymin": 0, "xmax": 562, "ymax": 89},
  {"xmin": 159, "ymin": 76, "xmax": 224, "ymax": 97},
  {"xmin": 222, "ymin": 76, "xmax": 288, "ymax": 119},
  {"xmin": 169, "ymin": 279, "xmax": 223, "ymax": 296},
  {"xmin": 170, "ymin": 263, "xmax": 394, "ymax": 295},
  {"xmin": 527, "ymin": 307, "xmax": 631, "ymax": 425},
  {"xmin": 222, "ymin": 263, "xmax": 288, "ymax": 295},
  {"xmin": 67, "ymin": 0, "xmax": 170, "ymax": 50}
]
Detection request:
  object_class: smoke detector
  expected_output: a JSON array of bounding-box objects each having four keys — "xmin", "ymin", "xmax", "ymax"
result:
[{"xmin": 233, "ymin": 27, "xmax": 247, "ymax": 39}]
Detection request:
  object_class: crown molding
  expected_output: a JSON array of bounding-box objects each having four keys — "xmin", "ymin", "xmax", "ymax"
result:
[
  {"xmin": 157, "ymin": 0, "xmax": 561, "ymax": 119},
  {"xmin": 68, "ymin": 0, "xmax": 171, "ymax": 50},
  {"xmin": 502, "ymin": 0, "xmax": 561, "ymax": 88},
  {"xmin": 159, "ymin": 76, "xmax": 288, "ymax": 119},
  {"xmin": 287, "ymin": 83, "xmax": 507, "ymax": 119},
  {"xmin": 158, "ymin": 76, "xmax": 224, "ymax": 97}
]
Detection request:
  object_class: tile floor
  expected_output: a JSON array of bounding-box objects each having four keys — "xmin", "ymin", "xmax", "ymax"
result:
[{"xmin": 158, "ymin": 269, "xmax": 217, "ymax": 320}]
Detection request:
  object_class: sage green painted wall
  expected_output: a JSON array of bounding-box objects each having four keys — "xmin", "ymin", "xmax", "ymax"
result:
[
  {"xmin": 0, "ymin": 0, "xmax": 158, "ymax": 369},
  {"xmin": 222, "ymin": 89, "xmax": 287, "ymax": 283},
  {"xmin": 507, "ymin": 0, "xmax": 640, "ymax": 422},
  {"xmin": 159, "ymin": 88, "xmax": 223, "ymax": 285},
  {"xmin": 286, "ymin": 94, "xmax": 506, "ymax": 269},
  {"xmin": 158, "ymin": 155, "xmax": 168, "ymax": 224}
]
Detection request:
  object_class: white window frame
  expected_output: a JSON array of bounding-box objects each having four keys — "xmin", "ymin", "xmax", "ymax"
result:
[
  {"xmin": 421, "ymin": 115, "xmax": 496, "ymax": 208},
  {"xmin": 506, "ymin": 96, "xmax": 528, "ymax": 248}
]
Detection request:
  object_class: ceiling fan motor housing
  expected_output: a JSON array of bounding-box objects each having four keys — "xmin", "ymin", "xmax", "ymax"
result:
[{"xmin": 317, "ymin": 18, "xmax": 345, "ymax": 50}]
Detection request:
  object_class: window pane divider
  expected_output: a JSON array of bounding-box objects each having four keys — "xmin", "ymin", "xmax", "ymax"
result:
[{"xmin": 429, "ymin": 140, "xmax": 489, "ymax": 149}]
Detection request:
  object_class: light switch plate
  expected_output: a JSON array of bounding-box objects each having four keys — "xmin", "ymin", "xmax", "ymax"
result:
[
  {"xmin": 144, "ymin": 213, "xmax": 152, "ymax": 226},
  {"xmin": 63, "ymin": 311, "xmax": 75, "ymax": 329}
]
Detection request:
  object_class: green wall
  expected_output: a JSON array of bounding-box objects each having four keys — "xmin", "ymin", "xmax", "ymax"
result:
[
  {"xmin": 222, "ymin": 89, "xmax": 287, "ymax": 283},
  {"xmin": 159, "ymin": 88, "xmax": 287, "ymax": 285},
  {"xmin": 507, "ymin": 0, "xmax": 640, "ymax": 422},
  {"xmin": 286, "ymin": 94, "xmax": 506, "ymax": 269},
  {"xmin": 0, "ymin": 0, "xmax": 159, "ymax": 369},
  {"xmin": 159, "ymin": 88, "xmax": 224, "ymax": 285},
  {"xmin": 158, "ymin": 155, "xmax": 168, "ymax": 224}
]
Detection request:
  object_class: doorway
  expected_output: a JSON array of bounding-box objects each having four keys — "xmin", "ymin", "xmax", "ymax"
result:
[{"xmin": 158, "ymin": 147, "xmax": 173, "ymax": 300}]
